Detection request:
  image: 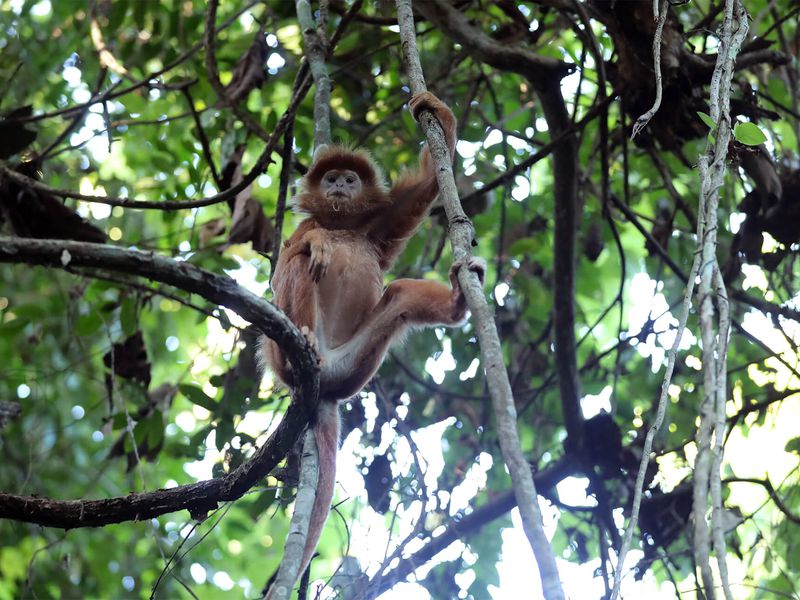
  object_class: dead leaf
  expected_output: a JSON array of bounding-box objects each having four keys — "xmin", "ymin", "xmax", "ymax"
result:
[
  {"xmin": 103, "ymin": 331, "xmax": 151, "ymax": 387},
  {"xmin": 1, "ymin": 161, "xmax": 106, "ymax": 243},
  {"xmin": 223, "ymin": 29, "xmax": 268, "ymax": 105}
]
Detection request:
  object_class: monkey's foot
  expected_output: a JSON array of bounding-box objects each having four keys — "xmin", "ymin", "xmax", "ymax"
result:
[
  {"xmin": 450, "ymin": 256, "xmax": 487, "ymax": 288},
  {"xmin": 409, "ymin": 91, "xmax": 444, "ymax": 122},
  {"xmin": 300, "ymin": 326, "xmax": 322, "ymax": 366}
]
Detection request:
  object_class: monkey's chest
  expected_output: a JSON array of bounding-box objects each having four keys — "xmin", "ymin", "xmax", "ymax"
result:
[{"xmin": 316, "ymin": 238, "xmax": 383, "ymax": 349}]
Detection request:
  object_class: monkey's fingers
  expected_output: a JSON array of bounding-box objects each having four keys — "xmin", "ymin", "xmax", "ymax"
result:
[{"xmin": 309, "ymin": 258, "xmax": 329, "ymax": 283}]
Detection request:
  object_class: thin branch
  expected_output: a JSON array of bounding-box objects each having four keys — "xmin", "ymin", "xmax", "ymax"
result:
[
  {"xmin": 725, "ymin": 477, "xmax": 800, "ymax": 526},
  {"xmin": 180, "ymin": 84, "xmax": 223, "ymax": 189},
  {"xmin": 0, "ymin": 71, "xmax": 313, "ymax": 210},
  {"xmin": 631, "ymin": 0, "xmax": 669, "ymax": 139},
  {"xmin": 272, "ymin": 123, "xmax": 295, "ymax": 265},
  {"xmin": 297, "ymin": 0, "xmax": 332, "ymax": 148},
  {"xmin": 364, "ymin": 458, "xmax": 577, "ymax": 598},
  {"xmin": 204, "ymin": 0, "xmax": 271, "ymax": 141},
  {"xmin": 89, "ymin": 0, "xmax": 131, "ymax": 79},
  {"xmin": 266, "ymin": 431, "xmax": 319, "ymax": 600},
  {"xmin": 395, "ymin": 3, "xmax": 564, "ymax": 599}
]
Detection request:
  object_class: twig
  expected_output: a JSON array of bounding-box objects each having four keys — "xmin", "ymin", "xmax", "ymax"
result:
[
  {"xmin": 204, "ymin": 0, "xmax": 271, "ymax": 141},
  {"xmin": 0, "ymin": 71, "xmax": 312, "ymax": 210},
  {"xmin": 11, "ymin": 2, "xmax": 261, "ymax": 125},
  {"xmin": 39, "ymin": 69, "xmax": 110, "ymax": 160},
  {"xmin": 395, "ymin": 3, "xmax": 565, "ymax": 599},
  {"xmin": 631, "ymin": 0, "xmax": 669, "ymax": 139}
]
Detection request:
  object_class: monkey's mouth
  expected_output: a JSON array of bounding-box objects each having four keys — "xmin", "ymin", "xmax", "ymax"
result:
[{"xmin": 327, "ymin": 191, "xmax": 349, "ymax": 199}]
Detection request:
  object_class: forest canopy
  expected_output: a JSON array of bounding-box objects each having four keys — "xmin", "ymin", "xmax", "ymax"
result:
[{"xmin": 0, "ymin": 1, "xmax": 799, "ymax": 599}]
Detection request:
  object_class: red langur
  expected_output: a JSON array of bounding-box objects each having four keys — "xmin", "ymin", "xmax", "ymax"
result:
[{"xmin": 263, "ymin": 91, "xmax": 485, "ymax": 585}]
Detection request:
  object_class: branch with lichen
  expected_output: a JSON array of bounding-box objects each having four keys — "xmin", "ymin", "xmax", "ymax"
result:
[{"xmin": 395, "ymin": 2, "xmax": 565, "ymax": 599}]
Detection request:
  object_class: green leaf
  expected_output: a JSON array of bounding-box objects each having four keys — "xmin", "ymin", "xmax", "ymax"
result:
[
  {"xmin": 733, "ymin": 122, "xmax": 768, "ymax": 146},
  {"xmin": 74, "ymin": 312, "xmax": 102, "ymax": 336},
  {"xmin": 785, "ymin": 437, "xmax": 800, "ymax": 455},
  {"xmin": 119, "ymin": 297, "xmax": 137, "ymax": 337},
  {"xmin": 179, "ymin": 384, "xmax": 217, "ymax": 411},
  {"xmin": 697, "ymin": 111, "xmax": 715, "ymax": 130}
]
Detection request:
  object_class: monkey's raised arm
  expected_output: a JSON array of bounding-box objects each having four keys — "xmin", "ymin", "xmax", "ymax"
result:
[{"xmin": 370, "ymin": 92, "xmax": 456, "ymax": 269}]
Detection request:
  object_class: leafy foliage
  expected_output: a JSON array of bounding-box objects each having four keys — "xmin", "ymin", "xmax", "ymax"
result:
[{"xmin": 1, "ymin": 1, "xmax": 799, "ymax": 599}]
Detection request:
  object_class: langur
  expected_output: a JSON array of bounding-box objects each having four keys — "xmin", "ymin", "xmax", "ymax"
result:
[{"xmin": 263, "ymin": 91, "xmax": 485, "ymax": 589}]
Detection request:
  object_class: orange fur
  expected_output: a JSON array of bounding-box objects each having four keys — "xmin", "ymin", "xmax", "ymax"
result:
[{"xmin": 263, "ymin": 92, "xmax": 483, "ymax": 590}]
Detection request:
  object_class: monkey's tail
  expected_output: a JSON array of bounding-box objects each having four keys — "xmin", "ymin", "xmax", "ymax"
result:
[{"xmin": 299, "ymin": 400, "xmax": 341, "ymax": 579}]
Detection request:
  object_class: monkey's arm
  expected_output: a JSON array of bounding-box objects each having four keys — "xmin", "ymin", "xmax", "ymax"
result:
[
  {"xmin": 264, "ymin": 220, "xmax": 321, "ymax": 385},
  {"xmin": 277, "ymin": 221, "xmax": 334, "ymax": 283},
  {"xmin": 370, "ymin": 92, "xmax": 456, "ymax": 269}
]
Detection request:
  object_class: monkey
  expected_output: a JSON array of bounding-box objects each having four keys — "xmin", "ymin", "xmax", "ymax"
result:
[{"xmin": 262, "ymin": 91, "xmax": 485, "ymax": 591}]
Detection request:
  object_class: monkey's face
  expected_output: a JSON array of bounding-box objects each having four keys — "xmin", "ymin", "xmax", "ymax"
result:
[{"xmin": 320, "ymin": 169, "xmax": 362, "ymax": 202}]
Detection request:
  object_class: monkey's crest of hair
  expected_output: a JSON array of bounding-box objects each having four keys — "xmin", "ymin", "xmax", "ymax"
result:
[
  {"xmin": 293, "ymin": 144, "xmax": 392, "ymax": 219},
  {"xmin": 306, "ymin": 144, "xmax": 387, "ymax": 189}
]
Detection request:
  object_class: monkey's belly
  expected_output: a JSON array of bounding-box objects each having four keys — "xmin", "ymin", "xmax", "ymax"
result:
[{"xmin": 316, "ymin": 244, "xmax": 383, "ymax": 350}]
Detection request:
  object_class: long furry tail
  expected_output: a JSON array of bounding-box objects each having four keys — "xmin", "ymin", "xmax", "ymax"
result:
[
  {"xmin": 264, "ymin": 401, "xmax": 340, "ymax": 599},
  {"xmin": 300, "ymin": 401, "xmax": 340, "ymax": 579}
]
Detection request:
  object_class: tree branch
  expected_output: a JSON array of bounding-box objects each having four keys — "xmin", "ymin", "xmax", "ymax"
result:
[
  {"xmin": 395, "ymin": 3, "xmax": 565, "ymax": 599},
  {"xmin": 0, "ymin": 236, "xmax": 320, "ymax": 529}
]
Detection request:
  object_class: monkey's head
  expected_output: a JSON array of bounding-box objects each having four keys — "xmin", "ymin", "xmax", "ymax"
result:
[{"xmin": 295, "ymin": 145, "xmax": 390, "ymax": 226}]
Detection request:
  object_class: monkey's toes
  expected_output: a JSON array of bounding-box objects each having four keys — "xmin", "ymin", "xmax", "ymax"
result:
[
  {"xmin": 467, "ymin": 257, "xmax": 487, "ymax": 285},
  {"xmin": 409, "ymin": 91, "xmax": 440, "ymax": 121},
  {"xmin": 300, "ymin": 326, "xmax": 320, "ymax": 363}
]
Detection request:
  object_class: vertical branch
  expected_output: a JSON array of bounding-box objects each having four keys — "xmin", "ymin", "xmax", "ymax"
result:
[
  {"xmin": 296, "ymin": 0, "xmax": 332, "ymax": 148},
  {"xmin": 693, "ymin": 2, "xmax": 747, "ymax": 599},
  {"xmin": 609, "ymin": 219, "xmax": 703, "ymax": 600},
  {"xmin": 264, "ymin": 432, "xmax": 320, "ymax": 600},
  {"xmin": 395, "ymin": 3, "xmax": 565, "ymax": 600},
  {"xmin": 613, "ymin": 2, "xmax": 746, "ymax": 599},
  {"xmin": 265, "ymin": 4, "xmax": 337, "ymax": 598},
  {"xmin": 631, "ymin": 0, "xmax": 668, "ymax": 139}
]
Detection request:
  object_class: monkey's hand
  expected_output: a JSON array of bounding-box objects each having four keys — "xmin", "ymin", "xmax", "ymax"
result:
[
  {"xmin": 408, "ymin": 91, "xmax": 457, "ymax": 162},
  {"xmin": 304, "ymin": 229, "xmax": 333, "ymax": 283}
]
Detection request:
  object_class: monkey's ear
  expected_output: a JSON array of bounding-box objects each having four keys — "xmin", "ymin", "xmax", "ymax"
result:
[{"xmin": 312, "ymin": 144, "xmax": 330, "ymax": 163}]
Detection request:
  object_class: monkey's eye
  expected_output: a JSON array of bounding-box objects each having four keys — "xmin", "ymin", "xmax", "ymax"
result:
[
  {"xmin": 345, "ymin": 176, "xmax": 354, "ymax": 184},
  {"xmin": 326, "ymin": 175, "xmax": 336, "ymax": 183}
]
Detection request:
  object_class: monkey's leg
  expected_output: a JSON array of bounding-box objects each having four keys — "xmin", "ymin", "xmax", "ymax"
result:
[
  {"xmin": 263, "ymin": 260, "xmax": 321, "ymax": 386},
  {"xmin": 321, "ymin": 278, "xmax": 465, "ymax": 400}
]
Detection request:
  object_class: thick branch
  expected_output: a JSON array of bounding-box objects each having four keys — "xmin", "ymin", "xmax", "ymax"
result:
[
  {"xmin": 0, "ymin": 237, "xmax": 320, "ymax": 528},
  {"xmin": 0, "ymin": 395, "xmax": 309, "ymax": 528},
  {"xmin": 366, "ymin": 458, "xmax": 577, "ymax": 598}
]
